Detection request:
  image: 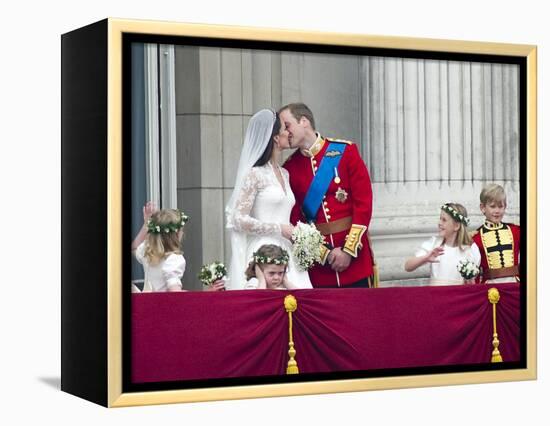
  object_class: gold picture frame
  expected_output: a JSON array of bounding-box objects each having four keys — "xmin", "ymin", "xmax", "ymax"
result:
[{"xmin": 61, "ymin": 17, "xmax": 537, "ymax": 407}]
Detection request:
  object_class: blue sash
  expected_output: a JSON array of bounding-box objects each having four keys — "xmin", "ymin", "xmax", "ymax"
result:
[{"xmin": 302, "ymin": 142, "xmax": 346, "ymax": 222}]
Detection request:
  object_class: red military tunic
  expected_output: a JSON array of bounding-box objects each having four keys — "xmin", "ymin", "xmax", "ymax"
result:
[
  {"xmin": 283, "ymin": 133, "xmax": 374, "ymax": 287},
  {"xmin": 472, "ymin": 221, "xmax": 520, "ymax": 283}
]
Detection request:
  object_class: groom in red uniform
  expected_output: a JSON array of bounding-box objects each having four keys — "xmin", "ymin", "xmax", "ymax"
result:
[{"xmin": 280, "ymin": 103, "xmax": 375, "ymax": 288}]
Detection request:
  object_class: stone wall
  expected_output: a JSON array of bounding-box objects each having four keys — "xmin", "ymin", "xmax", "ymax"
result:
[{"xmin": 173, "ymin": 46, "xmax": 520, "ymax": 289}]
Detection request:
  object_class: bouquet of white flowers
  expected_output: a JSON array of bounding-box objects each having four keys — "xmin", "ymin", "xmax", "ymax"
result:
[
  {"xmin": 291, "ymin": 222, "xmax": 324, "ymax": 271},
  {"xmin": 198, "ymin": 261, "xmax": 227, "ymax": 285},
  {"xmin": 457, "ymin": 259, "xmax": 480, "ymax": 280}
]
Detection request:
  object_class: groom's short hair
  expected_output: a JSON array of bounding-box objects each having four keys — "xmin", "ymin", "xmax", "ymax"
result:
[{"xmin": 279, "ymin": 102, "xmax": 316, "ymax": 130}]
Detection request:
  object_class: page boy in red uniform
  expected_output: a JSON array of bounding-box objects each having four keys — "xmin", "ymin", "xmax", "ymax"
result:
[
  {"xmin": 280, "ymin": 103, "xmax": 375, "ymax": 288},
  {"xmin": 472, "ymin": 184, "xmax": 520, "ymax": 284}
]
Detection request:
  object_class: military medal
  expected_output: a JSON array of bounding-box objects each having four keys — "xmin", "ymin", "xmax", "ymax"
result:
[
  {"xmin": 335, "ymin": 187, "xmax": 348, "ymax": 203},
  {"xmin": 333, "ymin": 167, "xmax": 341, "ymax": 184}
]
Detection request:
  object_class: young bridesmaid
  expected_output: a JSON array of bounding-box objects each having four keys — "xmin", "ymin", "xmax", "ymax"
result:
[
  {"xmin": 132, "ymin": 202, "xmax": 224, "ymax": 292},
  {"xmin": 404, "ymin": 203, "xmax": 481, "ymax": 286},
  {"xmin": 244, "ymin": 244, "xmax": 301, "ymax": 290}
]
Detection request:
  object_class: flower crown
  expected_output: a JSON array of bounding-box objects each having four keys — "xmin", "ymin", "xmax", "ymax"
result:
[
  {"xmin": 441, "ymin": 203, "xmax": 469, "ymax": 226},
  {"xmin": 253, "ymin": 249, "xmax": 290, "ymax": 265},
  {"xmin": 147, "ymin": 209, "xmax": 189, "ymax": 234}
]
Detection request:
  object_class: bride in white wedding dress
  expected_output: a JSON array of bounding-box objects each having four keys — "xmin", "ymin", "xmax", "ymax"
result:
[{"xmin": 225, "ymin": 109, "xmax": 313, "ymax": 290}]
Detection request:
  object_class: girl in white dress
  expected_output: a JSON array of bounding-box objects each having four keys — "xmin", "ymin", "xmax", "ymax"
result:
[
  {"xmin": 131, "ymin": 202, "xmax": 224, "ymax": 292},
  {"xmin": 404, "ymin": 203, "xmax": 481, "ymax": 286},
  {"xmin": 243, "ymin": 244, "xmax": 301, "ymax": 290},
  {"xmin": 225, "ymin": 109, "xmax": 313, "ymax": 290}
]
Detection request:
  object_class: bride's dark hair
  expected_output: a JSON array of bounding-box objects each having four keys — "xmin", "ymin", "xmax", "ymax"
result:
[{"xmin": 254, "ymin": 111, "xmax": 281, "ymax": 167}]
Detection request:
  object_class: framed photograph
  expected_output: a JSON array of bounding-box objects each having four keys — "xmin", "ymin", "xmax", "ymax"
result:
[{"xmin": 61, "ymin": 18, "xmax": 537, "ymax": 407}]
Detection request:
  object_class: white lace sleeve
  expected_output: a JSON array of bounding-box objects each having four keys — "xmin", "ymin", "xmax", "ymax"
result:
[{"xmin": 232, "ymin": 169, "xmax": 282, "ymax": 236}]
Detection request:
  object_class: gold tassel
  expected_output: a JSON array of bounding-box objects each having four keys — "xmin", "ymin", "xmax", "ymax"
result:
[
  {"xmin": 488, "ymin": 288, "xmax": 503, "ymax": 363},
  {"xmin": 284, "ymin": 295, "xmax": 299, "ymax": 374}
]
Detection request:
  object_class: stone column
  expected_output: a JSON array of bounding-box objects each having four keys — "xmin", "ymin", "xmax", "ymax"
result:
[{"xmin": 362, "ymin": 57, "xmax": 520, "ymax": 284}]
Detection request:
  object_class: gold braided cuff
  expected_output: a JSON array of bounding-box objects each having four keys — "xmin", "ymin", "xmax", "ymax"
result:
[
  {"xmin": 343, "ymin": 224, "xmax": 367, "ymax": 258},
  {"xmin": 319, "ymin": 244, "xmax": 330, "ymax": 265}
]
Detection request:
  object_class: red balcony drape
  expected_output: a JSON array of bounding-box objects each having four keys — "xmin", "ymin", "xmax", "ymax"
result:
[{"xmin": 131, "ymin": 283, "xmax": 521, "ymax": 383}]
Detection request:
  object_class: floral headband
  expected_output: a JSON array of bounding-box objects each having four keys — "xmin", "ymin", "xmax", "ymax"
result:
[
  {"xmin": 253, "ymin": 249, "xmax": 290, "ymax": 266},
  {"xmin": 147, "ymin": 209, "xmax": 189, "ymax": 234},
  {"xmin": 441, "ymin": 203, "xmax": 469, "ymax": 226}
]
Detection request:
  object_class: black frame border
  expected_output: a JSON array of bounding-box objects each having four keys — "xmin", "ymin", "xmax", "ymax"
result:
[{"xmin": 120, "ymin": 32, "xmax": 528, "ymax": 395}]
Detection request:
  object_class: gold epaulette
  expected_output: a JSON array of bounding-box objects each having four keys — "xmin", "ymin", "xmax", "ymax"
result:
[
  {"xmin": 343, "ymin": 224, "xmax": 367, "ymax": 258},
  {"xmin": 328, "ymin": 138, "xmax": 353, "ymax": 145}
]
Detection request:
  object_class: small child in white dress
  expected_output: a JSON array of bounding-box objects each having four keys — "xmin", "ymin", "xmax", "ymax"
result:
[
  {"xmin": 244, "ymin": 244, "xmax": 302, "ymax": 290},
  {"xmin": 131, "ymin": 202, "xmax": 224, "ymax": 292},
  {"xmin": 404, "ymin": 203, "xmax": 481, "ymax": 286}
]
